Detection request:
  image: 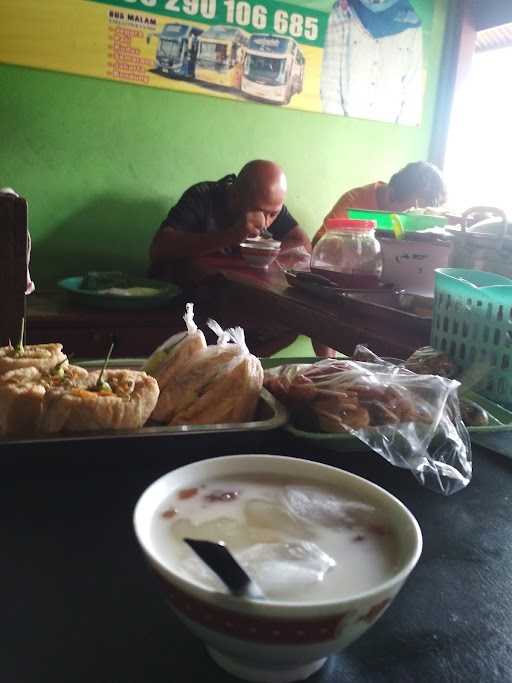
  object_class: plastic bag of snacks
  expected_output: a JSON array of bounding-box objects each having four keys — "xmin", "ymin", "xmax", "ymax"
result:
[
  {"xmin": 264, "ymin": 355, "xmax": 472, "ymax": 495},
  {"xmin": 144, "ymin": 302, "xmax": 207, "ymax": 381},
  {"xmin": 150, "ymin": 318, "xmax": 264, "ymax": 426}
]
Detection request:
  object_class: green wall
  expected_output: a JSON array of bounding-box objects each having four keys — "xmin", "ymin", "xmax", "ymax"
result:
[{"xmin": 0, "ymin": 1, "xmax": 446, "ymax": 287}]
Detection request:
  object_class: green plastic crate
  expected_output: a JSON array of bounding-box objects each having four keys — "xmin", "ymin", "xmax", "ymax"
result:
[{"xmin": 431, "ymin": 268, "xmax": 512, "ymax": 406}]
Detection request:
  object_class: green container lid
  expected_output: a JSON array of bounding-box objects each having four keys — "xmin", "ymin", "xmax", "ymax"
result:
[{"xmin": 347, "ymin": 208, "xmax": 449, "ymax": 233}]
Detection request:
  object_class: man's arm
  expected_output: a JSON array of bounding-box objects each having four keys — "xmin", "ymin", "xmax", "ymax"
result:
[
  {"xmin": 280, "ymin": 224, "xmax": 311, "ymax": 252},
  {"xmin": 150, "ymin": 226, "xmax": 237, "ymax": 266},
  {"xmin": 149, "ymin": 211, "xmax": 265, "ymax": 269}
]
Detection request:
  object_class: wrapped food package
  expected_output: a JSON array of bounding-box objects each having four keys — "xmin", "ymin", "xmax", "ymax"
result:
[
  {"xmin": 144, "ymin": 302, "xmax": 207, "ymax": 383},
  {"xmin": 151, "ymin": 320, "xmax": 264, "ymax": 426},
  {"xmin": 264, "ymin": 356, "xmax": 471, "ymax": 495},
  {"xmin": 0, "ymin": 364, "xmax": 159, "ymax": 436},
  {"xmin": 352, "ymin": 344, "xmax": 490, "ymax": 427}
]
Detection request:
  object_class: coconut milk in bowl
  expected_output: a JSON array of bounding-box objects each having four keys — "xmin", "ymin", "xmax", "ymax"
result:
[{"xmin": 134, "ymin": 455, "xmax": 422, "ymax": 683}]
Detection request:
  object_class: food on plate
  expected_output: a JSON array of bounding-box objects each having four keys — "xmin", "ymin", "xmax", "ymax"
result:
[
  {"xmin": 0, "ymin": 363, "xmax": 159, "ymax": 436},
  {"xmin": 402, "ymin": 346, "xmax": 491, "ymax": 426},
  {"xmin": 0, "ymin": 301, "xmax": 265, "ymax": 436},
  {"xmin": 81, "ymin": 271, "xmax": 130, "ymax": 291},
  {"xmin": 264, "ymin": 359, "xmax": 427, "ymax": 433},
  {"xmin": 404, "ymin": 346, "xmax": 456, "ymax": 378},
  {"xmin": 460, "ymin": 398, "xmax": 490, "ymax": 427},
  {"xmin": 144, "ymin": 302, "xmax": 207, "ymax": 381},
  {"xmin": 355, "ymin": 345, "xmax": 493, "ymax": 428},
  {"xmin": 152, "ymin": 474, "xmax": 398, "ymax": 601},
  {"xmin": 0, "ymin": 342, "xmax": 68, "ymax": 375},
  {"xmin": 97, "ymin": 286, "xmax": 162, "ymax": 297},
  {"xmin": 151, "ymin": 322, "xmax": 263, "ymax": 426}
]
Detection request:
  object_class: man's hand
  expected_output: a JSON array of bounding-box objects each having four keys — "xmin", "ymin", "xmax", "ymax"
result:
[{"xmin": 228, "ymin": 211, "xmax": 266, "ymax": 244}]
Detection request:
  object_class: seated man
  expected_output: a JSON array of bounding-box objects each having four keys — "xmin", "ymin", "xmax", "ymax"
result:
[
  {"xmin": 312, "ymin": 161, "xmax": 447, "ymax": 247},
  {"xmin": 311, "ymin": 161, "xmax": 447, "ymax": 357},
  {"xmin": 149, "ymin": 159, "xmax": 310, "ymax": 278}
]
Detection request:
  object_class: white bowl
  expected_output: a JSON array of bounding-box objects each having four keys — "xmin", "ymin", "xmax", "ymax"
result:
[
  {"xmin": 240, "ymin": 242, "xmax": 281, "ymax": 269},
  {"xmin": 244, "ymin": 236, "xmax": 282, "ymax": 249},
  {"xmin": 134, "ymin": 455, "xmax": 422, "ymax": 683}
]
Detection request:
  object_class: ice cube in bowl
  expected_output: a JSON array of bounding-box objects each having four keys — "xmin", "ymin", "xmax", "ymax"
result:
[{"xmin": 134, "ymin": 455, "xmax": 422, "ymax": 683}]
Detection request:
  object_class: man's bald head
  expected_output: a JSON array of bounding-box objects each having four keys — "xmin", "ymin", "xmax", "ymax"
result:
[{"xmin": 232, "ymin": 160, "xmax": 287, "ymax": 228}]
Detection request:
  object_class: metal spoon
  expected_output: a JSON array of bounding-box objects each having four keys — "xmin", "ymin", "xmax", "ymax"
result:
[{"xmin": 184, "ymin": 538, "xmax": 265, "ymax": 600}]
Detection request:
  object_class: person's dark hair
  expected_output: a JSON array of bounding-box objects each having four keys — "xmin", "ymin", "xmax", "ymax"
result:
[{"xmin": 388, "ymin": 161, "xmax": 447, "ymax": 207}]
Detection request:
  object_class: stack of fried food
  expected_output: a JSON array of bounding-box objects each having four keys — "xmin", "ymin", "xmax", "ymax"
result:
[
  {"xmin": 265, "ymin": 344, "xmax": 489, "ymax": 433},
  {"xmin": 356, "ymin": 345, "xmax": 489, "ymax": 427},
  {"xmin": 402, "ymin": 346, "xmax": 489, "ymax": 426},
  {"xmin": 264, "ymin": 359, "xmax": 427, "ymax": 433},
  {"xmin": 145, "ymin": 305, "xmax": 264, "ymax": 426},
  {"xmin": 0, "ymin": 341, "xmax": 159, "ymax": 436}
]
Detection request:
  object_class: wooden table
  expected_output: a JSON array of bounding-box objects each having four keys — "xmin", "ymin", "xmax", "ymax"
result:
[
  {"xmin": 180, "ymin": 256, "xmax": 430, "ymax": 357},
  {"xmin": 25, "ymin": 258, "xmax": 430, "ymax": 359},
  {"xmin": 3, "ymin": 432, "xmax": 511, "ymax": 683},
  {"xmin": 25, "ymin": 290, "xmax": 188, "ymax": 358}
]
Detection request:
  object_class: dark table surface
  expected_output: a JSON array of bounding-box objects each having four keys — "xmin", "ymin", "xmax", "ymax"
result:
[
  {"xmin": 3, "ymin": 431, "xmax": 512, "ymax": 683},
  {"xmin": 169, "ymin": 256, "xmax": 430, "ymax": 357}
]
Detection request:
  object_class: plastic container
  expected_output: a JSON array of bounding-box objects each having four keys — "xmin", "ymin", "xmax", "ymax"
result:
[
  {"xmin": 431, "ymin": 268, "xmax": 512, "ymax": 405},
  {"xmin": 378, "ymin": 232, "xmax": 454, "ymax": 296},
  {"xmin": 311, "ymin": 218, "xmax": 382, "ymax": 288}
]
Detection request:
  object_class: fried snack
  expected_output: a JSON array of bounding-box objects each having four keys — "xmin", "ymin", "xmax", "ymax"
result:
[
  {"xmin": 56, "ymin": 369, "xmax": 159, "ymax": 433},
  {"xmin": 264, "ymin": 358, "xmax": 428, "ymax": 434},
  {"xmin": 0, "ymin": 364, "xmax": 88, "ymax": 436},
  {"xmin": 151, "ymin": 346, "xmax": 240, "ymax": 423},
  {"xmin": 144, "ymin": 303, "xmax": 207, "ymax": 384},
  {"xmin": 460, "ymin": 398, "xmax": 490, "ymax": 427},
  {"xmin": 151, "ymin": 324, "xmax": 264, "ymax": 426},
  {"xmin": 169, "ymin": 354, "xmax": 263, "ymax": 426},
  {"xmin": 0, "ymin": 366, "xmax": 159, "ymax": 435},
  {"xmin": 0, "ymin": 343, "xmax": 67, "ymax": 375},
  {"xmin": 404, "ymin": 346, "xmax": 456, "ymax": 378},
  {"xmin": 351, "ymin": 346, "xmax": 382, "ymax": 364}
]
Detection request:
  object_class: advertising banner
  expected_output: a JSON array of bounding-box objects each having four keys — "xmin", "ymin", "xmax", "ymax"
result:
[{"xmin": 0, "ymin": 0, "xmax": 432, "ymax": 125}]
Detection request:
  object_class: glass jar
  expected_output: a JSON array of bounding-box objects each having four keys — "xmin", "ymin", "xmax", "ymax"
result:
[{"xmin": 311, "ymin": 218, "xmax": 382, "ymax": 288}]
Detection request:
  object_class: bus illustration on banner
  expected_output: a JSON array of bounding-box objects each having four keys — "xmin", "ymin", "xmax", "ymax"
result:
[
  {"xmin": 241, "ymin": 34, "xmax": 305, "ymax": 105},
  {"xmin": 195, "ymin": 26, "xmax": 249, "ymax": 90},
  {"xmin": 148, "ymin": 23, "xmax": 203, "ymax": 79}
]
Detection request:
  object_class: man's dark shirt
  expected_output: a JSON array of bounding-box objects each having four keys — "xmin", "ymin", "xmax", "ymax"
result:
[{"xmin": 159, "ymin": 174, "xmax": 298, "ymax": 241}]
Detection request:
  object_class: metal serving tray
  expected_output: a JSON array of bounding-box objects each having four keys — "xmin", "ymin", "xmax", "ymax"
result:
[
  {"xmin": 284, "ymin": 270, "xmax": 431, "ymax": 325},
  {"xmin": 0, "ymin": 358, "xmax": 287, "ymax": 446},
  {"xmin": 340, "ymin": 291, "xmax": 432, "ymax": 335},
  {"xmin": 284, "ymin": 269, "xmax": 395, "ymax": 304}
]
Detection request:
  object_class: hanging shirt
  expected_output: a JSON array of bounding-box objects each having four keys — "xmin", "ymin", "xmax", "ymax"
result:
[{"xmin": 320, "ymin": 0, "xmax": 423, "ymax": 126}]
